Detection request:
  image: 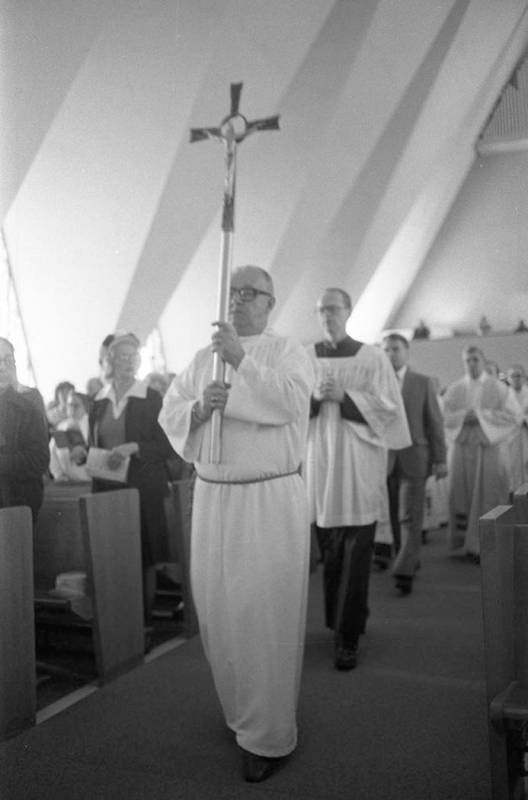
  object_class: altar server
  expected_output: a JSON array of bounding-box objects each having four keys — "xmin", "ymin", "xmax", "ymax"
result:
[
  {"xmin": 159, "ymin": 265, "xmax": 313, "ymax": 783},
  {"xmin": 305, "ymin": 289, "xmax": 410, "ymax": 670},
  {"xmin": 443, "ymin": 346, "xmax": 521, "ymax": 560}
]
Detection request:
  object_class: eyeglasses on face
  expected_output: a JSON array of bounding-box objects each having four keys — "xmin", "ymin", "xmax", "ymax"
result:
[
  {"xmin": 229, "ymin": 287, "xmax": 274, "ymax": 303},
  {"xmin": 316, "ymin": 305, "xmax": 348, "ymax": 315}
]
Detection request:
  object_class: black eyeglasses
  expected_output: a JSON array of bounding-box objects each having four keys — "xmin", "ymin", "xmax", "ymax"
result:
[
  {"xmin": 316, "ymin": 305, "xmax": 348, "ymax": 315},
  {"xmin": 230, "ymin": 287, "xmax": 274, "ymax": 303}
]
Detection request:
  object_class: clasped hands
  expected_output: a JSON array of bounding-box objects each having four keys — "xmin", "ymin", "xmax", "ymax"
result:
[{"xmin": 313, "ymin": 374, "xmax": 344, "ymax": 403}]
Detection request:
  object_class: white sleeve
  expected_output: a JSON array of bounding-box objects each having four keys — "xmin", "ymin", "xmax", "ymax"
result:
[
  {"xmin": 225, "ymin": 343, "xmax": 314, "ymax": 426},
  {"xmin": 158, "ymin": 357, "xmax": 206, "ymax": 463}
]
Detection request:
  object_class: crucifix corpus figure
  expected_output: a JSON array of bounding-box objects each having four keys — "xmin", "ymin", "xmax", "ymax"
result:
[{"xmin": 189, "ymin": 82, "xmax": 279, "ymax": 463}]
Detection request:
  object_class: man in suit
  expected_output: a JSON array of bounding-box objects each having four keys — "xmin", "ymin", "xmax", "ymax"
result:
[
  {"xmin": 0, "ymin": 337, "xmax": 50, "ymax": 523},
  {"xmin": 382, "ymin": 334, "xmax": 447, "ymax": 594}
]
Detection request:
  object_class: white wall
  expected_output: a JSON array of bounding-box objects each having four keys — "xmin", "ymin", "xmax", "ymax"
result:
[
  {"xmin": 407, "ymin": 332, "xmax": 528, "ymax": 390},
  {"xmin": 392, "ymin": 150, "xmax": 528, "ymax": 335}
]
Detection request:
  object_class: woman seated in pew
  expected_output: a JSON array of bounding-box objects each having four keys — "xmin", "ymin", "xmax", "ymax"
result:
[
  {"xmin": 49, "ymin": 391, "xmax": 91, "ymax": 483},
  {"xmin": 77, "ymin": 332, "xmax": 175, "ymax": 623}
]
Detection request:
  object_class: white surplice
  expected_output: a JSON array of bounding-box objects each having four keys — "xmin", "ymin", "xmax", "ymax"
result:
[
  {"xmin": 305, "ymin": 343, "xmax": 411, "ymax": 528},
  {"xmin": 507, "ymin": 385, "xmax": 528, "ymax": 493},
  {"xmin": 443, "ymin": 373, "xmax": 521, "ymax": 555},
  {"xmin": 158, "ymin": 329, "xmax": 313, "ymax": 758}
]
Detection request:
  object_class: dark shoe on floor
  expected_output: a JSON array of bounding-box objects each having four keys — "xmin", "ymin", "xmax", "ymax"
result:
[
  {"xmin": 372, "ymin": 556, "xmax": 389, "ymax": 571},
  {"xmin": 239, "ymin": 747, "xmax": 277, "ymax": 783},
  {"xmin": 334, "ymin": 644, "xmax": 359, "ymax": 671},
  {"xmin": 395, "ymin": 576, "xmax": 413, "ymax": 595}
]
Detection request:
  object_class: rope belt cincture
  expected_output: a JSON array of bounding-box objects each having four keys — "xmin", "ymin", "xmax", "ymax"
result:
[{"xmin": 196, "ymin": 465, "xmax": 301, "ymax": 485}]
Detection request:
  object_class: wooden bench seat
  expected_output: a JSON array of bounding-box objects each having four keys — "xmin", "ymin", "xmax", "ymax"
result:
[
  {"xmin": 0, "ymin": 506, "xmax": 36, "ymax": 740},
  {"xmin": 34, "ymin": 487, "xmax": 145, "ymax": 684},
  {"xmin": 480, "ymin": 504, "xmax": 528, "ymax": 799}
]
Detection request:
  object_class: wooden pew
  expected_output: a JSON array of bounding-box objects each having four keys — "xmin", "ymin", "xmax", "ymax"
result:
[
  {"xmin": 34, "ymin": 482, "xmax": 90, "ymax": 591},
  {"xmin": 79, "ymin": 489, "xmax": 145, "ymax": 682},
  {"xmin": 0, "ymin": 506, "xmax": 36, "ymax": 740},
  {"xmin": 164, "ymin": 478, "xmax": 198, "ymax": 638},
  {"xmin": 479, "ymin": 505, "xmax": 528, "ymax": 800},
  {"xmin": 513, "ymin": 483, "xmax": 528, "ymax": 524},
  {"xmin": 35, "ymin": 488, "xmax": 145, "ymax": 684}
]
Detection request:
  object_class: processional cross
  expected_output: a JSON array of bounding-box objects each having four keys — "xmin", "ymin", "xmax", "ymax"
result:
[{"xmin": 190, "ymin": 83, "xmax": 279, "ymax": 463}]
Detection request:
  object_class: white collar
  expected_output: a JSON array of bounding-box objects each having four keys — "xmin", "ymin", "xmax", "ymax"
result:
[
  {"xmin": 95, "ymin": 379, "xmax": 148, "ymax": 402},
  {"xmin": 396, "ymin": 365, "xmax": 408, "ymax": 382}
]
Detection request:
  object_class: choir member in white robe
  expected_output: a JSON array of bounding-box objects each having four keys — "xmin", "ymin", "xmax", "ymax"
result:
[
  {"xmin": 506, "ymin": 365, "xmax": 528, "ymax": 493},
  {"xmin": 443, "ymin": 346, "xmax": 521, "ymax": 560},
  {"xmin": 305, "ymin": 288, "xmax": 410, "ymax": 671},
  {"xmin": 159, "ymin": 266, "xmax": 313, "ymax": 783}
]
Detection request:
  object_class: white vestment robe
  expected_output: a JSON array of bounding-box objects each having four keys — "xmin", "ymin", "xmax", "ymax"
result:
[
  {"xmin": 305, "ymin": 343, "xmax": 411, "ymax": 528},
  {"xmin": 158, "ymin": 329, "xmax": 313, "ymax": 758},
  {"xmin": 443, "ymin": 373, "xmax": 521, "ymax": 555},
  {"xmin": 507, "ymin": 385, "xmax": 528, "ymax": 493}
]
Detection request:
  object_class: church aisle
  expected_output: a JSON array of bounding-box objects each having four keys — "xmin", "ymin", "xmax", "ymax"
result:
[{"xmin": 0, "ymin": 529, "xmax": 490, "ymax": 800}]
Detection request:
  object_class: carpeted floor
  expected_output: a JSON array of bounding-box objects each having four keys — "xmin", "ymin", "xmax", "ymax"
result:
[{"xmin": 1, "ymin": 529, "xmax": 492, "ymax": 799}]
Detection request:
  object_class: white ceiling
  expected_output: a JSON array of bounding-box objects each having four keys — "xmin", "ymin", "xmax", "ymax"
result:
[{"xmin": 2, "ymin": 0, "xmax": 528, "ymax": 398}]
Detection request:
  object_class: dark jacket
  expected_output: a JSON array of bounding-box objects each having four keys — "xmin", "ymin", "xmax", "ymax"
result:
[
  {"xmin": 0, "ymin": 386, "xmax": 50, "ymax": 521},
  {"xmin": 89, "ymin": 387, "xmax": 176, "ymax": 564}
]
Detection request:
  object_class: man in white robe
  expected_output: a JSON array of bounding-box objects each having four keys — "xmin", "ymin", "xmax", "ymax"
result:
[
  {"xmin": 443, "ymin": 346, "xmax": 521, "ymax": 560},
  {"xmin": 305, "ymin": 288, "xmax": 410, "ymax": 670},
  {"xmin": 159, "ymin": 266, "xmax": 313, "ymax": 783},
  {"xmin": 506, "ymin": 364, "xmax": 528, "ymax": 493}
]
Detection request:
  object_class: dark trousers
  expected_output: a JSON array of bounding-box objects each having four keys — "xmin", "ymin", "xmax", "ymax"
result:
[
  {"xmin": 387, "ymin": 467, "xmax": 403, "ymax": 553},
  {"xmin": 316, "ymin": 523, "xmax": 376, "ymax": 648},
  {"xmin": 387, "ymin": 462, "xmax": 426, "ymax": 578}
]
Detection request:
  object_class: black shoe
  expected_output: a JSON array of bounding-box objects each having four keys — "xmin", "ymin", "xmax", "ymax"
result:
[
  {"xmin": 372, "ymin": 556, "xmax": 389, "ymax": 571},
  {"xmin": 334, "ymin": 644, "xmax": 359, "ymax": 671},
  {"xmin": 395, "ymin": 576, "xmax": 413, "ymax": 595},
  {"xmin": 239, "ymin": 747, "xmax": 277, "ymax": 783}
]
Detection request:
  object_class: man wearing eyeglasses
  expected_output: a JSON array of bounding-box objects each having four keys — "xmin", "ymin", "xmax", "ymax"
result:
[
  {"xmin": 305, "ymin": 289, "xmax": 410, "ymax": 671},
  {"xmin": 0, "ymin": 338, "xmax": 49, "ymax": 523},
  {"xmin": 159, "ymin": 265, "xmax": 314, "ymax": 783}
]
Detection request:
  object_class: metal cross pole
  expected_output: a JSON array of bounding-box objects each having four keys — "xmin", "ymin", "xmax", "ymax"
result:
[{"xmin": 190, "ymin": 82, "xmax": 279, "ymax": 463}]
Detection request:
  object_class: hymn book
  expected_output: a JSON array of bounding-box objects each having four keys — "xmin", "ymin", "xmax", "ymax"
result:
[{"xmin": 85, "ymin": 447, "xmax": 130, "ymax": 484}]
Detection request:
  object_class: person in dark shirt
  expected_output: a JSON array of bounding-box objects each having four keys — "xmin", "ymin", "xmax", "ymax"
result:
[{"xmin": 0, "ymin": 338, "xmax": 49, "ymax": 523}]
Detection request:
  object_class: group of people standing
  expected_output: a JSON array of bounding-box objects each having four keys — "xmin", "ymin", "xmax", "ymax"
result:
[
  {"xmin": 159, "ymin": 266, "xmax": 526, "ymax": 783},
  {"xmin": 158, "ymin": 268, "xmax": 436, "ymax": 782},
  {"xmin": 1, "ymin": 264, "xmax": 525, "ymax": 785}
]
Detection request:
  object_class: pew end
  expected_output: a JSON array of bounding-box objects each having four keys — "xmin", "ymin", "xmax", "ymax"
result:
[
  {"xmin": 480, "ymin": 504, "xmax": 528, "ymax": 800},
  {"xmin": 513, "ymin": 484, "xmax": 528, "ymax": 525},
  {"xmin": 34, "ymin": 487, "xmax": 146, "ymax": 686},
  {"xmin": 79, "ymin": 489, "xmax": 145, "ymax": 683},
  {"xmin": 0, "ymin": 506, "xmax": 36, "ymax": 740}
]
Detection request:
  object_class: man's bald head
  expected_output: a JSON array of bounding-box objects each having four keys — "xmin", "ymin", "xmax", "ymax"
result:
[{"xmin": 229, "ymin": 265, "xmax": 276, "ymax": 336}]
